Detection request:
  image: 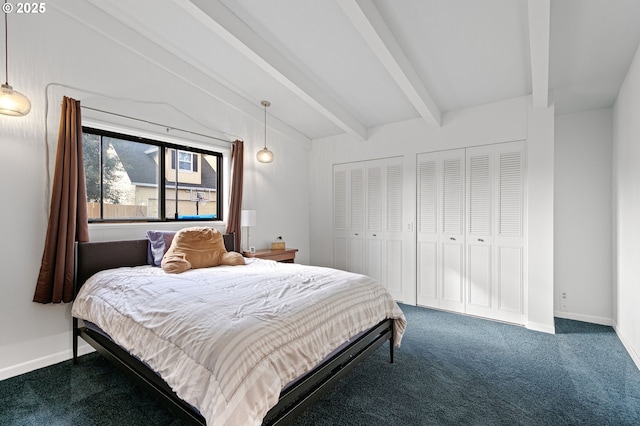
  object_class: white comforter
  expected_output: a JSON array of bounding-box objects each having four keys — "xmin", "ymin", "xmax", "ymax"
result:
[{"xmin": 72, "ymin": 258, "xmax": 406, "ymax": 426}]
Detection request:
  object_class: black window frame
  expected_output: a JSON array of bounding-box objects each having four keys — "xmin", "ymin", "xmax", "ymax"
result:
[{"xmin": 82, "ymin": 126, "xmax": 224, "ymax": 223}]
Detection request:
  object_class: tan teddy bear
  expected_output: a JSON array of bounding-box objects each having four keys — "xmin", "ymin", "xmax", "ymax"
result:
[{"xmin": 161, "ymin": 227, "xmax": 245, "ymax": 274}]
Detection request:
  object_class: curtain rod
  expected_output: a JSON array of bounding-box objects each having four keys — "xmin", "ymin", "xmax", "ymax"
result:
[{"xmin": 80, "ymin": 105, "xmax": 235, "ymax": 144}]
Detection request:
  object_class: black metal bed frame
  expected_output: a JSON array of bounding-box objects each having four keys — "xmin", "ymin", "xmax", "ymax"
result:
[{"xmin": 72, "ymin": 237, "xmax": 395, "ymax": 425}]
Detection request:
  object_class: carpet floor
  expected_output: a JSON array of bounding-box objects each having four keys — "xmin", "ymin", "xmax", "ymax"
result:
[{"xmin": 1, "ymin": 304, "xmax": 639, "ymax": 425}]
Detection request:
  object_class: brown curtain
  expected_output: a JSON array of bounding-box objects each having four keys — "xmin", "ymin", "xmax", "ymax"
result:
[
  {"xmin": 34, "ymin": 97, "xmax": 89, "ymax": 304},
  {"xmin": 225, "ymin": 140, "xmax": 244, "ymax": 252}
]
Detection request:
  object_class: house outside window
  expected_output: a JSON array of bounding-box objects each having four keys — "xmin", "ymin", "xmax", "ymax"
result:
[{"xmin": 82, "ymin": 127, "xmax": 223, "ymax": 222}]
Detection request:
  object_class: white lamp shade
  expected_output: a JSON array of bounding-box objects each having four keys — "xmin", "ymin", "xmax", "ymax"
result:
[
  {"xmin": 241, "ymin": 210, "xmax": 256, "ymax": 227},
  {"xmin": 0, "ymin": 84, "xmax": 31, "ymax": 116}
]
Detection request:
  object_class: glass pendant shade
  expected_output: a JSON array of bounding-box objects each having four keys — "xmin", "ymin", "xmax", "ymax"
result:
[
  {"xmin": 256, "ymin": 100, "xmax": 274, "ymax": 163},
  {"xmin": 0, "ymin": 83, "xmax": 31, "ymax": 116},
  {"xmin": 256, "ymin": 147, "xmax": 274, "ymax": 163},
  {"xmin": 2, "ymin": 4, "xmax": 31, "ymax": 117}
]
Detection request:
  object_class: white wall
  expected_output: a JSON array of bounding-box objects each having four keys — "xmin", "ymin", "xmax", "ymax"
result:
[
  {"xmin": 309, "ymin": 96, "xmax": 556, "ymax": 333},
  {"xmin": 6, "ymin": 1, "xmax": 624, "ymax": 381},
  {"xmin": 554, "ymin": 109, "xmax": 613, "ymax": 325},
  {"xmin": 612, "ymin": 43, "xmax": 640, "ymax": 369},
  {"xmin": 0, "ymin": 6, "xmax": 310, "ymax": 379}
]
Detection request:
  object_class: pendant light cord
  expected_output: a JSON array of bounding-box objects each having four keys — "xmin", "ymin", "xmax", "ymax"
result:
[
  {"xmin": 4, "ymin": 0, "xmax": 8, "ymax": 85},
  {"xmin": 261, "ymin": 100, "xmax": 270, "ymax": 149}
]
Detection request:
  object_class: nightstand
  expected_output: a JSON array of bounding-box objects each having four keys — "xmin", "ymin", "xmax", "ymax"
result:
[{"xmin": 243, "ymin": 248, "xmax": 298, "ymax": 263}]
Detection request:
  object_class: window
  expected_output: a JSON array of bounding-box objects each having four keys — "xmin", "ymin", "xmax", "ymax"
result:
[
  {"xmin": 82, "ymin": 127, "xmax": 223, "ymax": 222},
  {"xmin": 172, "ymin": 150, "xmax": 196, "ymax": 172}
]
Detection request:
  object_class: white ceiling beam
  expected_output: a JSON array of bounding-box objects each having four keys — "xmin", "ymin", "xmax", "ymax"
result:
[
  {"xmin": 181, "ymin": 0, "xmax": 368, "ymax": 141},
  {"xmin": 338, "ymin": 0, "xmax": 441, "ymax": 127},
  {"xmin": 51, "ymin": 0, "xmax": 311, "ymax": 149},
  {"xmin": 528, "ymin": 0, "xmax": 551, "ymax": 108}
]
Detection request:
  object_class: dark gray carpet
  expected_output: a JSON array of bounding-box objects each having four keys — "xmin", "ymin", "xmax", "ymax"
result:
[{"xmin": 2, "ymin": 304, "xmax": 639, "ymax": 425}]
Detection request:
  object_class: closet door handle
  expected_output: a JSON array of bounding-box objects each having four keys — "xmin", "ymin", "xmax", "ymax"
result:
[
  {"xmin": 450, "ymin": 237, "xmax": 456, "ymax": 241},
  {"xmin": 478, "ymin": 238, "xmax": 484, "ymax": 242}
]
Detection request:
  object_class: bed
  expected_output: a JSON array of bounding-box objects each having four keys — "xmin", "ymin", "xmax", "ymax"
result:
[{"xmin": 71, "ymin": 233, "xmax": 406, "ymax": 425}]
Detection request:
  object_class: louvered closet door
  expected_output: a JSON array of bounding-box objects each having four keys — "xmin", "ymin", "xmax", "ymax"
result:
[
  {"xmin": 466, "ymin": 145, "xmax": 494, "ymax": 313},
  {"xmin": 493, "ymin": 141, "xmax": 525, "ymax": 324},
  {"xmin": 333, "ymin": 164, "xmax": 349, "ymax": 271},
  {"xmin": 384, "ymin": 157, "xmax": 404, "ymax": 300},
  {"xmin": 416, "ymin": 149, "xmax": 466, "ymax": 313},
  {"xmin": 348, "ymin": 164, "xmax": 366, "ymax": 275},
  {"xmin": 366, "ymin": 160, "xmax": 384, "ymax": 284},
  {"xmin": 364, "ymin": 158, "xmax": 404, "ymax": 295},
  {"xmin": 466, "ymin": 141, "xmax": 525, "ymax": 324},
  {"xmin": 416, "ymin": 153, "xmax": 438, "ymax": 306},
  {"xmin": 333, "ymin": 157, "xmax": 407, "ymax": 301},
  {"xmin": 333, "ymin": 162, "xmax": 367, "ymax": 275},
  {"xmin": 440, "ymin": 150, "xmax": 466, "ymax": 312}
]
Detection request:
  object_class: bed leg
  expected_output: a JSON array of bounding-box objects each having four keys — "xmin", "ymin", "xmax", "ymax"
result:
[
  {"xmin": 389, "ymin": 335, "xmax": 394, "ymax": 364},
  {"xmin": 73, "ymin": 317, "xmax": 78, "ymax": 365}
]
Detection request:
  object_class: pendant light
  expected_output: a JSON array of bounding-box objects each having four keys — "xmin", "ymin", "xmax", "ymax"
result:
[
  {"xmin": 256, "ymin": 100, "xmax": 274, "ymax": 163},
  {"xmin": 0, "ymin": 1, "xmax": 31, "ymax": 117}
]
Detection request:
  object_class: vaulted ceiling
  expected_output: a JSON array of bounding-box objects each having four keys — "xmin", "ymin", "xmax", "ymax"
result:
[{"xmin": 55, "ymin": 0, "xmax": 640, "ymax": 142}]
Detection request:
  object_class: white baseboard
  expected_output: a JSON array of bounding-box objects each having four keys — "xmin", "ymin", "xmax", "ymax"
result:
[
  {"xmin": 553, "ymin": 310, "xmax": 613, "ymax": 326},
  {"xmin": 553, "ymin": 314, "xmax": 640, "ymax": 372},
  {"xmin": 612, "ymin": 321, "xmax": 640, "ymax": 371},
  {"xmin": 0, "ymin": 343, "xmax": 95, "ymax": 381},
  {"xmin": 526, "ymin": 320, "xmax": 556, "ymax": 334}
]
